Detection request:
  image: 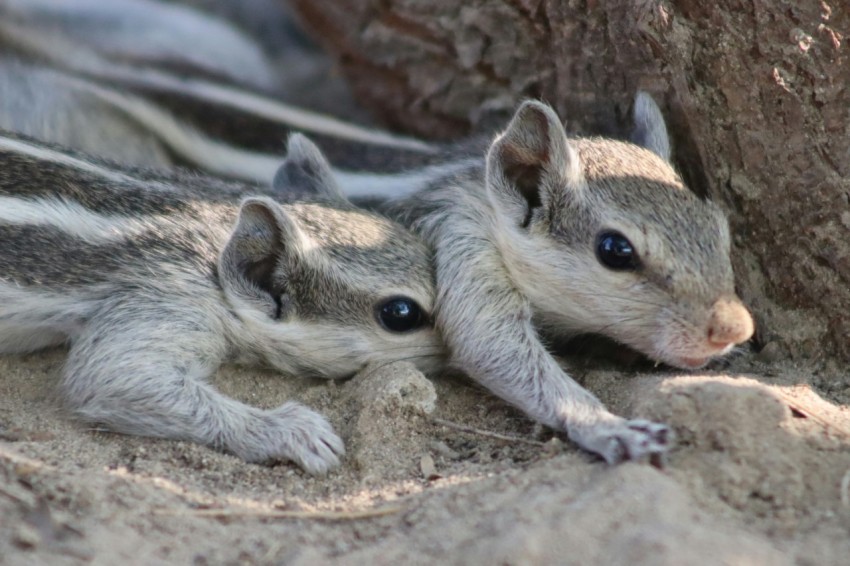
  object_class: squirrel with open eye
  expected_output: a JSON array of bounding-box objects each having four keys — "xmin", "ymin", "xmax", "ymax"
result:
[
  {"xmin": 0, "ymin": 132, "xmax": 442, "ymax": 474},
  {"xmin": 131, "ymin": 87, "xmax": 751, "ymax": 464},
  {"xmin": 0, "ymin": 19, "xmax": 754, "ymax": 463},
  {"xmin": 360, "ymin": 93, "xmax": 756, "ymax": 463},
  {"xmin": 15, "ymin": 74, "xmax": 752, "ymax": 464}
]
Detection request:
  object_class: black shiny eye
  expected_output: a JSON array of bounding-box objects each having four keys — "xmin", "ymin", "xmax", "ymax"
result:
[
  {"xmin": 378, "ymin": 297, "xmax": 425, "ymax": 333},
  {"xmin": 596, "ymin": 231, "xmax": 638, "ymax": 270}
]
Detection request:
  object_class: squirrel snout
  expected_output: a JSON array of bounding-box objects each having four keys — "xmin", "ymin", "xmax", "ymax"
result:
[{"xmin": 706, "ymin": 298, "xmax": 754, "ymax": 347}]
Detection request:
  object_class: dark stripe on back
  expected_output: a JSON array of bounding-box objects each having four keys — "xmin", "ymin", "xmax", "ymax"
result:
[
  {"xmin": 0, "ymin": 216, "xmax": 222, "ymax": 288},
  {"xmin": 0, "ymin": 131, "xmax": 270, "ymax": 215},
  {"xmin": 129, "ymin": 88, "xmax": 452, "ymax": 173}
]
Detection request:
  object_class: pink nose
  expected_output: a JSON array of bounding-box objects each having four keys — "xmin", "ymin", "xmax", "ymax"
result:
[{"xmin": 707, "ymin": 298, "xmax": 754, "ymax": 347}]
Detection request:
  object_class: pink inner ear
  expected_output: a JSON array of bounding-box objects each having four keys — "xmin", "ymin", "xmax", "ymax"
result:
[
  {"xmin": 499, "ymin": 133, "xmax": 551, "ymax": 169},
  {"xmin": 509, "ymin": 101, "xmax": 560, "ymax": 152}
]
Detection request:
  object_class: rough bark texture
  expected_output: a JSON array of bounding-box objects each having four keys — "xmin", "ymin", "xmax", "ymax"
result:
[{"xmin": 292, "ymin": 0, "xmax": 850, "ymax": 366}]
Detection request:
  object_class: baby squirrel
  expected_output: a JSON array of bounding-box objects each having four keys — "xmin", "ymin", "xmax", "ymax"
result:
[
  {"xmin": 105, "ymin": 83, "xmax": 750, "ymax": 463},
  {"xmin": 0, "ymin": 10, "xmax": 754, "ymax": 462},
  {"xmin": 368, "ymin": 94, "xmax": 755, "ymax": 463},
  {"xmin": 0, "ymin": 132, "xmax": 442, "ymax": 474},
  {"xmin": 0, "ymin": 1, "xmax": 440, "ymax": 187}
]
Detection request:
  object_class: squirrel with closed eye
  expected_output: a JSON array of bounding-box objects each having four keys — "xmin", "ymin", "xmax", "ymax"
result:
[{"xmin": 0, "ymin": 132, "xmax": 442, "ymax": 474}]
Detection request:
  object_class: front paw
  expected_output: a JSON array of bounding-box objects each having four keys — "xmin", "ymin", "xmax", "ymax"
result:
[
  {"xmin": 569, "ymin": 418, "xmax": 671, "ymax": 465},
  {"xmin": 236, "ymin": 402, "xmax": 345, "ymax": 475}
]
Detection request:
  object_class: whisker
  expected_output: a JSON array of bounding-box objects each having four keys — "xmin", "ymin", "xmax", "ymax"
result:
[
  {"xmin": 586, "ymin": 315, "xmax": 651, "ymax": 337},
  {"xmin": 566, "ymin": 290, "xmax": 670, "ymax": 310},
  {"xmin": 493, "ymin": 272, "xmax": 673, "ymax": 312}
]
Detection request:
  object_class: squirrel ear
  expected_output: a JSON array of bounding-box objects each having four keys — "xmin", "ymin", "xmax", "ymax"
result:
[
  {"xmin": 273, "ymin": 134, "xmax": 347, "ymax": 203},
  {"xmin": 218, "ymin": 197, "xmax": 311, "ymax": 318},
  {"xmin": 485, "ymin": 100, "xmax": 584, "ymax": 226},
  {"xmin": 631, "ymin": 91, "xmax": 671, "ymax": 162}
]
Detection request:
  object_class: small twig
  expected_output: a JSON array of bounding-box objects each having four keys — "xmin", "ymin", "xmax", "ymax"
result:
[
  {"xmin": 841, "ymin": 469, "xmax": 850, "ymax": 508},
  {"xmin": 153, "ymin": 505, "xmax": 403, "ymax": 521},
  {"xmin": 0, "ymin": 446, "xmax": 50, "ymax": 474},
  {"xmin": 429, "ymin": 417, "xmax": 545, "ymax": 447}
]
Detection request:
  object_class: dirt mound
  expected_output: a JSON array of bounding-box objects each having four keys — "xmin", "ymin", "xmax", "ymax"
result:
[{"xmin": 2, "ymin": 352, "xmax": 849, "ymax": 564}]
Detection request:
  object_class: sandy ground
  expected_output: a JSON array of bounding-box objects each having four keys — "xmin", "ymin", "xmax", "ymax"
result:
[
  {"xmin": 4, "ymin": 3, "xmax": 848, "ymax": 565},
  {"xmin": 2, "ymin": 346, "xmax": 849, "ymax": 565}
]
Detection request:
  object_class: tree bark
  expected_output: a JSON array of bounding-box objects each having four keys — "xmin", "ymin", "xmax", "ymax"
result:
[{"xmin": 292, "ymin": 0, "xmax": 850, "ymax": 365}]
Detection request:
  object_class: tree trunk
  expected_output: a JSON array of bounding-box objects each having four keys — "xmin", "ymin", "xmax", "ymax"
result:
[{"xmin": 292, "ymin": 0, "xmax": 850, "ymax": 366}]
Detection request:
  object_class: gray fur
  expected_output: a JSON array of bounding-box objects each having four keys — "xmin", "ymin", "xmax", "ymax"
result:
[
  {"xmin": 0, "ymin": 133, "xmax": 443, "ymax": 474},
  {"xmin": 631, "ymin": 91, "xmax": 672, "ymax": 162},
  {"xmin": 0, "ymin": 58, "xmax": 174, "ymax": 169},
  {"xmin": 0, "ymin": 55, "xmax": 444, "ymax": 185},
  {"xmin": 377, "ymin": 97, "xmax": 753, "ymax": 464},
  {"xmin": 0, "ymin": 0, "xmax": 279, "ymax": 91},
  {"xmin": 272, "ymin": 134, "xmax": 347, "ymax": 202},
  {"xmin": 0, "ymin": 2, "xmax": 749, "ymax": 465},
  {"xmin": 0, "ymin": 0, "xmax": 445, "ymax": 184}
]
